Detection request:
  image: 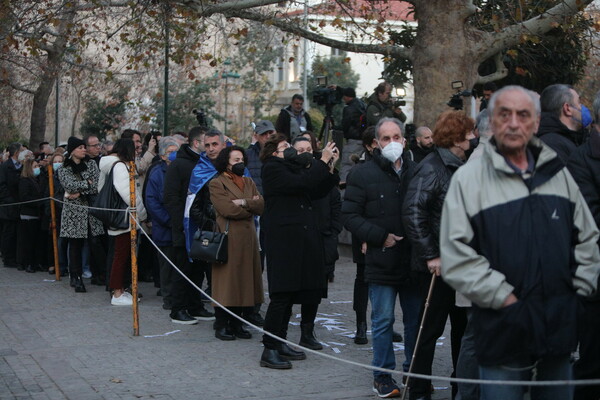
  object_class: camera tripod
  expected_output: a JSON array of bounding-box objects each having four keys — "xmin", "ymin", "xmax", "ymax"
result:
[{"xmin": 318, "ymin": 103, "xmax": 335, "ymax": 148}]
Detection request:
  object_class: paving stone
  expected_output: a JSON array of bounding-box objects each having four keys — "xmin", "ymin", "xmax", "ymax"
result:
[{"xmin": 0, "ymin": 254, "xmax": 455, "ymax": 399}]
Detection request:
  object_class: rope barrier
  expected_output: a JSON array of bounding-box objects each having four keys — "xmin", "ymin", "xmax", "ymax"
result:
[{"xmin": 3, "ymin": 195, "xmax": 600, "ymax": 387}]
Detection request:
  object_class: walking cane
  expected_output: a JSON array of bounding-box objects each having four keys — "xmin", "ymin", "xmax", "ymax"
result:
[{"xmin": 401, "ymin": 273, "xmax": 437, "ymax": 400}]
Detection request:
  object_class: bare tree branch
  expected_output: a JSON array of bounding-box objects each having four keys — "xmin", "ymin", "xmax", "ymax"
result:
[
  {"xmin": 477, "ymin": 0, "xmax": 594, "ymax": 61},
  {"xmin": 476, "ymin": 52, "xmax": 508, "ymax": 84},
  {"xmin": 217, "ymin": 8, "xmax": 411, "ymax": 59},
  {"xmin": 179, "ymin": 0, "xmax": 285, "ymax": 16},
  {"xmin": 0, "ymin": 79, "xmax": 36, "ymax": 95}
]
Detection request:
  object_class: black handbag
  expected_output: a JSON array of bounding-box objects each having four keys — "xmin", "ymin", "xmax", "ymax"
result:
[
  {"xmin": 190, "ymin": 219, "xmax": 229, "ymax": 264},
  {"xmin": 90, "ymin": 162, "xmax": 129, "ymax": 230}
]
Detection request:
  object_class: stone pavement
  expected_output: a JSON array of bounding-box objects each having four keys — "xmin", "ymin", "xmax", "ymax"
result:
[{"xmin": 0, "ymin": 253, "xmax": 454, "ymax": 400}]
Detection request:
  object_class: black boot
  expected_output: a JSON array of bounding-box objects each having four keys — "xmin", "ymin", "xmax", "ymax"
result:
[
  {"xmin": 299, "ymin": 323, "xmax": 323, "ymax": 350},
  {"xmin": 354, "ymin": 321, "xmax": 368, "ymax": 345},
  {"xmin": 231, "ymin": 323, "xmax": 252, "ymax": 339},
  {"xmin": 215, "ymin": 327, "xmax": 236, "ymax": 341},
  {"xmin": 25, "ymin": 265, "xmax": 36, "ymax": 273},
  {"xmin": 278, "ymin": 343, "xmax": 306, "ymax": 360},
  {"xmin": 70, "ymin": 274, "xmax": 77, "ymax": 287},
  {"xmin": 260, "ymin": 348, "xmax": 292, "ymax": 369},
  {"xmin": 74, "ymin": 275, "xmax": 86, "ymax": 293}
]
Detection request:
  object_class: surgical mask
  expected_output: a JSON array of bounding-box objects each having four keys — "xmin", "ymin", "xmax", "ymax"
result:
[
  {"xmin": 380, "ymin": 141, "xmax": 404, "ymax": 163},
  {"xmin": 33, "ymin": 167, "xmax": 40, "ymax": 177},
  {"xmin": 231, "ymin": 162, "xmax": 245, "ymax": 177},
  {"xmin": 582, "ymin": 105, "xmax": 593, "ymax": 128},
  {"xmin": 168, "ymin": 151, "xmax": 177, "ymax": 162},
  {"xmin": 52, "ymin": 162, "xmax": 62, "ymax": 171}
]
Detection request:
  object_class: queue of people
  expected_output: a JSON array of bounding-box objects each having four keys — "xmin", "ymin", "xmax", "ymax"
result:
[{"xmin": 0, "ymin": 82, "xmax": 600, "ymax": 400}]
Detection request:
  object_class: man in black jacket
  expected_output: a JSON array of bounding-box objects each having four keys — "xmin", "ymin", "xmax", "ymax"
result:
[
  {"xmin": 339, "ymin": 87, "xmax": 366, "ymax": 183},
  {"xmin": 537, "ymin": 84, "xmax": 586, "ymax": 164},
  {"xmin": 0, "ymin": 142, "xmax": 23, "ymax": 268},
  {"xmin": 342, "ymin": 118, "xmax": 419, "ymax": 398},
  {"xmin": 567, "ymin": 93, "xmax": 600, "ymax": 400},
  {"xmin": 275, "ymin": 94, "xmax": 313, "ymax": 141},
  {"xmin": 163, "ymin": 127, "xmax": 215, "ymax": 325}
]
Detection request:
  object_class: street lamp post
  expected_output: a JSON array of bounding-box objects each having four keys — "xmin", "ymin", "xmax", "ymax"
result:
[{"xmin": 220, "ymin": 60, "xmax": 240, "ymax": 136}]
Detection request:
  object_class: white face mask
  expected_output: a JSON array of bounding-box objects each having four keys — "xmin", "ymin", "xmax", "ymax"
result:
[{"xmin": 380, "ymin": 141, "xmax": 404, "ymax": 163}]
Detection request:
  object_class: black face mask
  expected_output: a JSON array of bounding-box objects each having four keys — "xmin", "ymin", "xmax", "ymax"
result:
[
  {"xmin": 465, "ymin": 137, "xmax": 479, "ymax": 159},
  {"xmin": 231, "ymin": 162, "xmax": 245, "ymax": 177},
  {"xmin": 283, "ymin": 147, "xmax": 313, "ymax": 167}
]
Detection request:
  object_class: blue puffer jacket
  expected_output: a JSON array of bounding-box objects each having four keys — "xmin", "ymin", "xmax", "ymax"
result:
[{"xmin": 145, "ymin": 161, "xmax": 172, "ymax": 246}]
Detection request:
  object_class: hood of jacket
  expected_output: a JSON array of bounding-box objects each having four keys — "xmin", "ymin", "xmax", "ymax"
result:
[
  {"xmin": 537, "ymin": 112, "xmax": 583, "ymax": 145},
  {"xmin": 175, "ymin": 143, "xmax": 201, "ymax": 164}
]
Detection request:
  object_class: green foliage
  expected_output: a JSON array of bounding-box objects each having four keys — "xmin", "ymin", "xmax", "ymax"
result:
[
  {"xmin": 79, "ymin": 88, "xmax": 129, "ymax": 139},
  {"xmin": 303, "ymin": 55, "xmax": 360, "ymax": 129},
  {"xmin": 383, "ymin": 23, "xmax": 417, "ymax": 88},
  {"xmin": 154, "ymin": 78, "xmax": 221, "ymax": 133}
]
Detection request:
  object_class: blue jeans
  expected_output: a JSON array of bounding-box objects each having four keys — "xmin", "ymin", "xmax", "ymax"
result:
[
  {"xmin": 479, "ymin": 355, "xmax": 573, "ymax": 400},
  {"xmin": 369, "ymin": 283, "xmax": 422, "ymax": 378}
]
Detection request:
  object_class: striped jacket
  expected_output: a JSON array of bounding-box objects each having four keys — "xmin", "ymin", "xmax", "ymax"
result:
[{"xmin": 440, "ymin": 136, "xmax": 600, "ymax": 366}]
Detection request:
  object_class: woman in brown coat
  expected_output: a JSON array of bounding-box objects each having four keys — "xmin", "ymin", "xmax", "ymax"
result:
[{"xmin": 208, "ymin": 145, "xmax": 264, "ymax": 341}]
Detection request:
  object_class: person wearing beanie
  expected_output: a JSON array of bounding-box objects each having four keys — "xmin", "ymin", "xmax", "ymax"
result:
[{"xmin": 57, "ymin": 136, "xmax": 105, "ymax": 293}]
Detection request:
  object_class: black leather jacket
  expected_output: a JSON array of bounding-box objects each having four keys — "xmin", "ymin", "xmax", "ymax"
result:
[{"xmin": 402, "ymin": 147, "xmax": 464, "ymax": 270}]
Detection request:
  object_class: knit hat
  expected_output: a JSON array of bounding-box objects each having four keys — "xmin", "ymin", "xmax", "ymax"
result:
[
  {"xmin": 66, "ymin": 136, "xmax": 85, "ymax": 154},
  {"xmin": 254, "ymin": 120, "xmax": 275, "ymax": 135}
]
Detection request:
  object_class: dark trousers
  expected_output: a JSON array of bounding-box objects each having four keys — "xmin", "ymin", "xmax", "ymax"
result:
[
  {"xmin": 353, "ymin": 262, "xmax": 369, "ymax": 323},
  {"xmin": 409, "ymin": 278, "xmax": 467, "ymax": 399},
  {"xmin": 214, "ymin": 306, "xmax": 252, "ymax": 330},
  {"xmin": 89, "ymin": 234, "xmax": 107, "ymax": 281},
  {"xmin": 262, "ymin": 291, "xmax": 296, "ymax": 349},
  {"xmin": 109, "ymin": 233, "xmax": 130, "ymax": 290},
  {"xmin": 157, "ymin": 245, "xmax": 175, "ymax": 306},
  {"xmin": 138, "ymin": 234, "xmax": 159, "ymax": 285},
  {"xmin": 170, "ymin": 246, "xmax": 204, "ymax": 314},
  {"xmin": 67, "ymin": 238, "xmax": 85, "ymax": 276},
  {"xmin": 1, "ymin": 220, "xmax": 18, "ymax": 264},
  {"xmin": 574, "ymin": 300, "xmax": 600, "ymax": 400},
  {"xmin": 17, "ymin": 219, "xmax": 43, "ymax": 267}
]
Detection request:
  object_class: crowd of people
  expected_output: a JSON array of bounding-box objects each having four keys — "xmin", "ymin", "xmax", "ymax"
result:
[{"xmin": 0, "ymin": 81, "xmax": 599, "ymax": 400}]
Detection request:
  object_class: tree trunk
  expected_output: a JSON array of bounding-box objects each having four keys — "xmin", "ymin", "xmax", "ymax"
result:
[
  {"xmin": 410, "ymin": 1, "xmax": 482, "ymax": 127},
  {"xmin": 29, "ymin": 72, "xmax": 56, "ymax": 149}
]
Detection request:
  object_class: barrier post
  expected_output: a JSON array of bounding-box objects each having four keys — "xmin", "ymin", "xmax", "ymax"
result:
[
  {"xmin": 47, "ymin": 164, "xmax": 61, "ymax": 281},
  {"xmin": 129, "ymin": 161, "xmax": 139, "ymax": 336}
]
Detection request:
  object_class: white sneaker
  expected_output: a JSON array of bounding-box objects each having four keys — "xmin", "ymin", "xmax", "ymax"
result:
[
  {"xmin": 111, "ymin": 294, "xmax": 133, "ymax": 306},
  {"xmin": 82, "ymin": 271, "xmax": 92, "ymax": 279}
]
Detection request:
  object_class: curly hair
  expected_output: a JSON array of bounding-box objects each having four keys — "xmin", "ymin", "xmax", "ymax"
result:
[
  {"xmin": 432, "ymin": 110, "xmax": 475, "ymax": 149},
  {"xmin": 213, "ymin": 145, "xmax": 248, "ymax": 173}
]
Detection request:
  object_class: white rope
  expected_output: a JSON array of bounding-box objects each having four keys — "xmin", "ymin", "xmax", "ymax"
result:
[
  {"xmin": 3, "ymin": 194, "xmax": 598, "ymax": 387},
  {"xmin": 127, "ymin": 210, "xmax": 600, "ymax": 388}
]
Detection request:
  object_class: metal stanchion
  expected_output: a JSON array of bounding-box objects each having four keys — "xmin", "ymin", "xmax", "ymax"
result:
[
  {"xmin": 402, "ymin": 273, "xmax": 437, "ymax": 400},
  {"xmin": 47, "ymin": 164, "xmax": 61, "ymax": 281},
  {"xmin": 129, "ymin": 161, "xmax": 139, "ymax": 336}
]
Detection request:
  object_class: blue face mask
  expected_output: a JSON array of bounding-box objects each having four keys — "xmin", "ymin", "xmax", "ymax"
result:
[
  {"xmin": 168, "ymin": 151, "xmax": 177, "ymax": 162},
  {"xmin": 33, "ymin": 167, "xmax": 40, "ymax": 177},
  {"xmin": 53, "ymin": 162, "xmax": 62, "ymax": 171},
  {"xmin": 582, "ymin": 105, "xmax": 593, "ymax": 128}
]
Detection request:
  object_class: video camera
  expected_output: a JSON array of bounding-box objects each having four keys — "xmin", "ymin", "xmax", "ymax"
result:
[
  {"xmin": 312, "ymin": 76, "xmax": 341, "ymax": 107},
  {"xmin": 392, "ymin": 98, "xmax": 406, "ymax": 108},
  {"xmin": 192, "ymin": 108, "xmax": 207, "ymax": 127},
  {"xmin": 447, "ymin": 81, "xmax": 476, "ymax": 110}
]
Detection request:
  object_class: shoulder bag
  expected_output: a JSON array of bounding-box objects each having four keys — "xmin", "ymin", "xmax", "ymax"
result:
[
  {"xmin": 90, "ymin": 162, "xmax": 129, "ymax": 230},
  {"xmin": 190, "ymin": 218, "xmax": 229, "ymax": 264}
]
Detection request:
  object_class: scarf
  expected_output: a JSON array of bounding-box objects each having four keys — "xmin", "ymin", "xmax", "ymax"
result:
[{"xmin": 224, "ymin": 171, "xmax": 245, "ymax": 192}]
